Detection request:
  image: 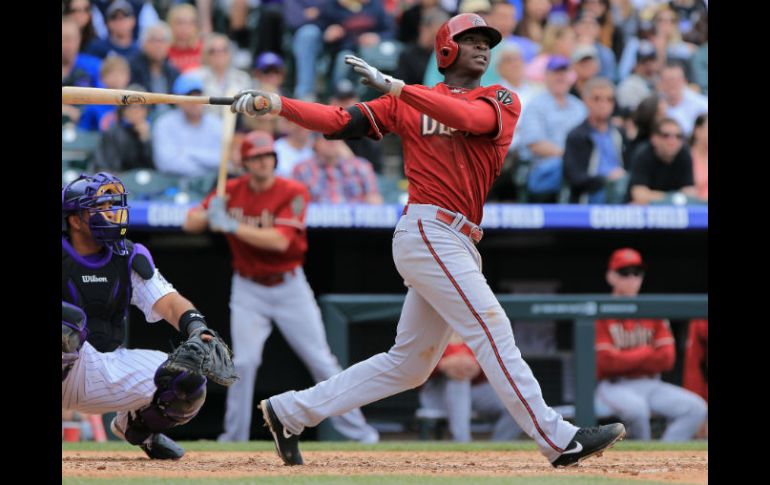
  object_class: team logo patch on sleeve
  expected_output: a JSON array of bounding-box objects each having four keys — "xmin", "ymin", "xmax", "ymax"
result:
[
  {"xmin": 291, "ymin": 195, "xmax": 305, "ymax": 217},
  {"xmin": 496, "ymin": 89, "xmax": 513, "ymax": 106}
]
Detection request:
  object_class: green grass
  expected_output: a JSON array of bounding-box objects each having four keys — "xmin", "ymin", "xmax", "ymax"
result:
[
  {"xmin": 62, "ymin": 439, "xmax": 708, "ymax": 453},
  {"xmin": 62, "ymin": 477, "xmax": 698, "ymax": 485}
]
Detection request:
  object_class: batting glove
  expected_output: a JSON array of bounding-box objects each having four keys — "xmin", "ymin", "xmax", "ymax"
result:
[
  {"xmin": 230, "ymin": 89, "xmax": 282, "ymax": 117},
  {"xmin": 344, "ymin": 55, "xmax": 405, "ymax": 97},
  {"xmin": 207, "ymin": 196, "xmax": 239, "ymax": 233}
]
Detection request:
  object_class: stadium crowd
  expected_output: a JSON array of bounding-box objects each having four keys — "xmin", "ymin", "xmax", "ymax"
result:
[{"xmin": 63, "ymin": 0, "xmax": 708, "ymax": 206}]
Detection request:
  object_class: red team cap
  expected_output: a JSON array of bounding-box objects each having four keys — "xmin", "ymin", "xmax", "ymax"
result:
[
  {"xmin": 435, "ymin": 13, "xmax": 503, "ymax": 69},
  {"xmin": 608, "ymin": 248, "xmax": 646, "ymax": 271},
  {"xmin": 241, "ymin": 131, "xmax": 276, "ymax": 159}
]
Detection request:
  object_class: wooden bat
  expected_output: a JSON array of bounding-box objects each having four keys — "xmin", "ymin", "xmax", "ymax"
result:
[
  {"xmin": 62, "ymin": 86, "xmax": 235, "ymax": 106},
  {"xmin": 216, "ymin": 100, "xmax": 239, "ymax": 197}
]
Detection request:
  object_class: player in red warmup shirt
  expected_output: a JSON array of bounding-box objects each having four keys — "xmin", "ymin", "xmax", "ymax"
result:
[
  {"xmin": 230, "ymin": 13, "xmax": 626, "ymax": 468},
  {"xmin": 183, "ymin": 131, "xmax": 378, "ymax": 444},
  {"xmin": 595, "ymin": 248, "xmax": 707, "ymax": 441}
]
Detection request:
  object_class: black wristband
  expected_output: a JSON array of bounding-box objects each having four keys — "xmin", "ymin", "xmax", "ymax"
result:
[{"xmin": 178, "ymin": 309, "xmax": 208, "ymax": 336}]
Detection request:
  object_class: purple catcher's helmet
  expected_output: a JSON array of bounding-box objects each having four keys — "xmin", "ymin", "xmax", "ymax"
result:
[{"xmin": 62, "ymin": 172, "xmax": 130, "ymax": 255}]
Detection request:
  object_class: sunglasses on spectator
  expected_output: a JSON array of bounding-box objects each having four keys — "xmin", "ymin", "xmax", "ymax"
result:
[
  {"xmin": 69, "ymin": 7, "xmax": 90, "ymax": 13},
  {"xmin": 590, "ymin": 95, "xmax": 614, "ymax": 102},
  {"xmin": 616, "ymin": 266, "xmax": 644, "ymax": 277},
  {"xmin": 657, "ymin": 131, "xmax": 684, "ymax": 140},
  {"xmin": 656, "ymin": 16, "xmax": 676, "ymax": 23},
  {"xmin": 208, "ymin": 46, "xmax": 229, "ymax": 54}
]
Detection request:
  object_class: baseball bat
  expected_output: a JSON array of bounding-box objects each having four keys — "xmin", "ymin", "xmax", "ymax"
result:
[
  {"xmin": 62, "ymin": 86, "xmax": 235, "ymax": 106},
  {"xmin": 216, "ymin": 100, "xmax": 239, "ymax": 197}
]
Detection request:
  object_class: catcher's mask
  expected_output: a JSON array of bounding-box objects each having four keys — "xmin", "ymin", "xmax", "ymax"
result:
[{"xmin": 62, "ymin": 172, "xmax": 130, "ymax": 256}]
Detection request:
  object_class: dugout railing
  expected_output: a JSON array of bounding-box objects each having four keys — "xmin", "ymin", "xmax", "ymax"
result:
[{"xmin": 316, "ymin": 294, "xmax": 708, "ymax": 440}]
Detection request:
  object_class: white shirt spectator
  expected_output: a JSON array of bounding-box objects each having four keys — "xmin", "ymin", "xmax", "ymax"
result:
[
  {"xmin": 666, "ymin": 88, "xmax": 708, "ymax": 136},
  {"xmin": 152, "ymin": 108, "xmax": 223, "ymax": 176},
  {"xmin": 274, "ymin": 137, "xmax": 315, "ymax": 178}
]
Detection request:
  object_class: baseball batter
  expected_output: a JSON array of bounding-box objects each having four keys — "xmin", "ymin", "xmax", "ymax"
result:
[
  {"xmin": 231, "ymin": 13, "xmax": 625, "ymax": 467},
  {"xmin": 595, "ymin": 248, "xmax": 707, "ymax": 441},
  {"xmin": 183, "ymin": 131, "xmax": 379, "ymax": 443},
  {"xmin": 62, "ymin": 172, "xmax": 235, "ymax": 459}
]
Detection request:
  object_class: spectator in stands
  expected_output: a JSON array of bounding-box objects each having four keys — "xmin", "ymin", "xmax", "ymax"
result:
[
  {"xmin": 193, "ymin": 33, "xmax": 252, "ymax": 117},
  {"xmin": 84, "ymin": 0, "xmax": 140, "ymax": 60},
  {"xmin": 274, "ymin": 118, "xmax": 315, "ymax": 178},
  {"xmin": 396, "ymin": 7, "xmax": 449, "ymax": 86},
  {"xmin": 497, "ymin": 43, "xmax": 542, "ymax": 112},
  {"xmin": 89, "ymin": 0, "xmax": 160, "ymax": 42},
  {"xmin": 689, "ymin": 113, "xmax": 707, "ymax": 202},
  {"xmin": 610, "ymin": 0, "xmax": 641, "ymax": 60},
  {"xmin": 94, "ymin": 87, "xmax": 154, "ymax": 172},
  {"xmin": 287, "ymin": 0, "xmax": 330, "ymax": 100},
  {"xmin": 496, "ymin": 0, "xmax": 541, "ymax": 63},
  {"xmin": 78, "ymin": 56, "xmax": 131, "ymax": 132},
  {"xmin": 691, "ymin": 38, "xmax": 707, "ymax": 96},
  {"xmin": 625, "ymin": 93, "xmax": 666, "ymax": 162},
  {"xmin": 563, "ymin": 78, "xmax": 627, "ymax": 203},
  {"xmin": 596, "ymin": 248, "xmax": 707, "ymax": 441},
  {"xmin": 669, "ymin": 0, "xmax": 708, "ymax": 45},
  {"xmin": 128, "ymin": 21, "xmax": 179, "ymax": 120},
  {"xmin": 628, "ymin": 117, "xmax": 698, "ymax": 205},
  {"xmin": 518, "ymin": 56, "xmax": 587, "ymax": 202},
  {"xmin": 658, "ymin": 62, "xmax": 707, "ymax": 137},
  {"xmin": 152, "ymin": 73, "xmax": 223, "ymax": 177},
  {"xmin": 524, "ymin": 24, "xmax": 577, "ymax": 84},
  {"xmin": 64, "ymin": 0, "xmax": 99, "ymax": 52},
  {"xmin": 328, "ymin": 79, "xmax": 384, "ymax": 174},
  {"xmin": 616, "ymin": 40, "xmax": 658, "ymax": 114},
  {"xmin": 397, "ymin": 0, "xmax": 440, "ymax": 45},
  {"xmin": 291, "ymin": 136, "xmax": 383, "ymax": 204},
  {"xmin": 514, "ymin": 0, "xmax": 552, "ymax": 46},
  {"xmin": 252, "ymin": 52, "xmax": 287, "ymax": 94},
  {"xmin": 568, "ymin": 44, "xmax": 600, "ymax": 100},
  {"xmin": 577, "ymin": 0, "xmax": 624, "ymax": 58},
  {"xmin": 253, "ymin": 1, "xmax": 286, "ymax": 57},
  {"xmin": 167, "ymin": 3, "xmax": 203, "ymax": 73},
  {"xmin": 418, "ymin": 332, "xmax": 523, "ymax": 442},
  {"xmin": 495, "ymin": 43, "xmax": 542, "ymax": 155},
  {"xmin": 617, "ymin": 4, "xmax": 696, "ymax": 82},
  {"xmin": 683, "ymin": 318, "xmax": 707, "ymax": 438},
  {"xmin": 571, "ymin": 10, "xmax": 617, "ymax": 82},
  {"xmin": 63, "ymin": 18, "xmax": 103, "ymax": 125},
  {"xmin": 319, "ymin": 0, "xmax": 396, "ymax": 92}
]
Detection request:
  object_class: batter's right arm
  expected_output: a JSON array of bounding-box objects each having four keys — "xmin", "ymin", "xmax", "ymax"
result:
[{"xmin": 230, "ymin": 90, "xmax": 370, "ymax": 139}]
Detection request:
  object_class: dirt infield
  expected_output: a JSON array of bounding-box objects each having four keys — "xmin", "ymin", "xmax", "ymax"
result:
[{"xmin": 62, "ymin": 450, "xmax": 707, "ymax": 484}]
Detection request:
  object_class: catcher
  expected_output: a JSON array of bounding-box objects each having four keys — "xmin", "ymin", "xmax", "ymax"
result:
[{"xmin": 62, "ymin": 172, "xmax": 236, "ymax": 459}]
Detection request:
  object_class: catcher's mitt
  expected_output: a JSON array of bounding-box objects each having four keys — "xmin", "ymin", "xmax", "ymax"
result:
[
  {"xmin": 163, "ymin": 326, "xmax": 238, "ymax": 387},
  {"xmin": 62, "ymin": 301, "xmax": 88, "ymax": 368}
]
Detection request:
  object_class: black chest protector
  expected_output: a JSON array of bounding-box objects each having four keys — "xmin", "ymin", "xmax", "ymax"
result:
[{"xmin": 62, "ymin": 240, "xmax": 137, "ymax": 352}]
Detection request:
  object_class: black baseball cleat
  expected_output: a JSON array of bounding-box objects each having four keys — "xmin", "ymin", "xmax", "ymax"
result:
[
  {"xmin": 260, "ymin": 398, "xmax": 304, "ymax": 465},
  {"xmin": 551, "ymin": 423, "xmax": 626, "ymax": 468},
  {"xmin": 110, "ymin": 417, "xmax": 185, "ymax": 460}
]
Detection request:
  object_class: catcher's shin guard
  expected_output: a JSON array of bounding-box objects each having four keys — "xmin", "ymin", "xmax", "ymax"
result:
[{"xmin": 123, "ymin": 365, "xmax": 207, "ymax": 445}]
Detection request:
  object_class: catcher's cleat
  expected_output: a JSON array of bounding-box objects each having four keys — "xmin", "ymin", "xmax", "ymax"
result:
[
  {"xmin": 260, "ymin": 398, "xmax": 304, "ymax": 465},
  {"xmin": 551, "ymin": 422, "xmax": 626, "ymax": 468},
  {"xmin": 110, "ymin": 418, "xmax": 185, "ymax": 460}
]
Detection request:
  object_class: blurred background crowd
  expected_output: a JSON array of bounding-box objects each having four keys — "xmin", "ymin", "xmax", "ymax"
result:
[{"xmin": 62, "ymin": 0, "xmax": 708, "ymax": 207}]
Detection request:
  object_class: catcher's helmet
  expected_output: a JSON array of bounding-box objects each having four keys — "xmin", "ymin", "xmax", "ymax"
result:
[
  {"xmin": 435, "ymin": 13, "xmax": 502, "ymax": 70},
  {"xmin": 62, "ymin": 172, "xmax": 130, "ymax": 256},
  {"xmin": 240, "ymin": 130, "xmax": 277, "ymax": 168}
]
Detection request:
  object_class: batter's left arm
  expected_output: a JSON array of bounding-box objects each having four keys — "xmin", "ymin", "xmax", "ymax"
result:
[{"xmin": 397, "ymin": 85, "xmax": 500, "ymax": 135}]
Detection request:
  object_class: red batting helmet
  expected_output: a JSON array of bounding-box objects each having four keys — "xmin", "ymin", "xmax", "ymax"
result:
[
  {"xmin": 435, "ymin": 13, "xmax": 502, "ymax": 70},
  {"xmin": 240, "ymin": 130, "xmax": 277, "ymax": 166}
]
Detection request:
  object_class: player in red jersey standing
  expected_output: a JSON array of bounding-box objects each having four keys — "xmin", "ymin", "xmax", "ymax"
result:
[
  {"xmin": 183, "ymin": 131, "xmax": 379, "ymax": 445},
  {"xmin": 230, "ymin": 13, "xmax": 626, "ymax": 467}
]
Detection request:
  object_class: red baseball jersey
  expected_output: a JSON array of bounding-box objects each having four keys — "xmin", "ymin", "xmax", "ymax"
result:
[
  {"xmin": 595, "ymin": 318, "xmax": 676, "ymax": 380},
  {"xmin": 202, "ymin": 176, "xmax": 309, "ymax": 277},
  {"xmin": 683, "ymin": 319, "xmax": 708, "ymax": 401},
  {"xmin": 358, "ymin": 83, "xmax": 521, "ymax": 225}
]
